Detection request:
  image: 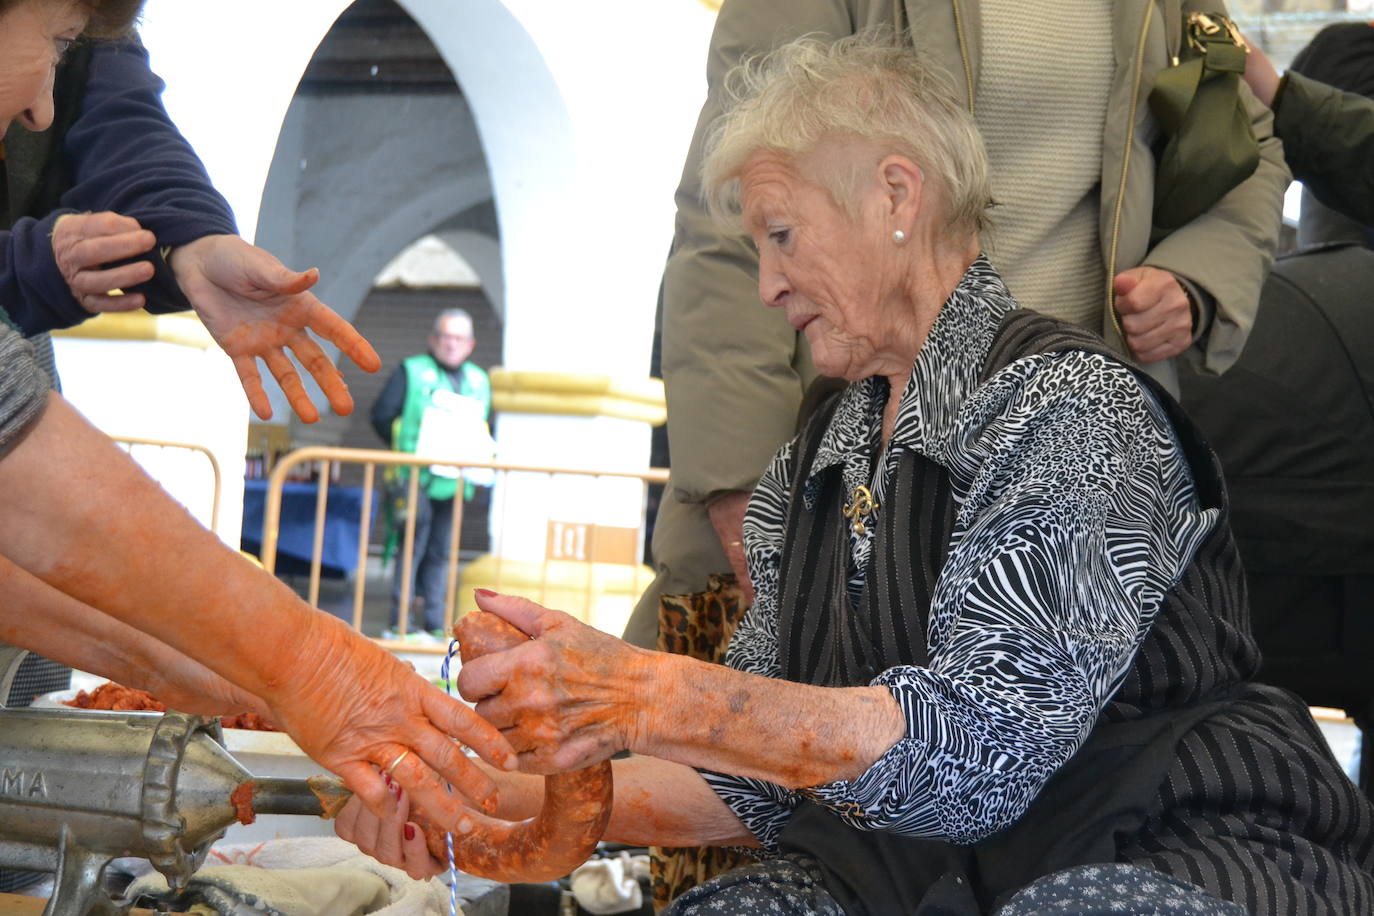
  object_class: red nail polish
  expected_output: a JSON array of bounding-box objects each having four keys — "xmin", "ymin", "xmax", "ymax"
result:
[
  {"xmin": 404, "ymin": 824, "xmax": 416, "ymax": 842},
  {"xmin": 394, "ymin": 783, "xmax": 403, "ymax": 800},
  {"xmin": 474, "ymin": 587, "xmax": 498, "ymax": 598}
]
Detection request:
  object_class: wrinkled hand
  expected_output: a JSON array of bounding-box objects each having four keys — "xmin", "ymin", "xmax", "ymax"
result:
[
  {"xmin": 1113, "ymin": 266, "xmax": 1194, "ymax": 364},
  {"xmin": 458, "ymin": 590, "xmax": 656, "ymax": 774},
  {"xmin": 52, "ymin": 212, "xmax": 157, "ymax": 314},
  {"xmin": 169, "ymin": 234, "xmax": 382, "ymax": 423},
  {"xmin": 708, "ymin": 490, "xmax": 755, "ymax": 604},
  {"xmin": 269, "ymin": 613, "xmax": 517, "ymax": 822},
  {"xmin": 335, "ymin": 781, "xmax": 446, "ymax": 880}
]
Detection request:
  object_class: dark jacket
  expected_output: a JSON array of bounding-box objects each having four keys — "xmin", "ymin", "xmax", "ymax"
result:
[
  {"xmin": 1, "ymin": 39, "xmax": 237, "ymax": 335},
  {"xmin": 1273, "ymin": 71, "xmax": 1374, "ymax": 229}
]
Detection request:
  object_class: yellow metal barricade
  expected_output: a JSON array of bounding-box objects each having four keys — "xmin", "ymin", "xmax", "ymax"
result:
[{"xmin": 258, "ymin": 447, "xmax": 667, "ymax": 652}]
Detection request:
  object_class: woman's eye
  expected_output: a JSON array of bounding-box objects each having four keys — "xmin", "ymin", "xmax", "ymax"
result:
[{"xmin": 768, "ymin": 228, "xmax": 791, "ymax": 246}]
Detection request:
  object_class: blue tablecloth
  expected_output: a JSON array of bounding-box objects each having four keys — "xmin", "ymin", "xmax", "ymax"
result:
[{"xmin": 242, "ymin": 480, "xmax": 377, "ymax": 578}]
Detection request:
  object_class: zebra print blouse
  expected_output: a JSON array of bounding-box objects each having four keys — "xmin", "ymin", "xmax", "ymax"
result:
[{"xmin": 702, "ymin": 256, "xmax": 1219, "ymax": 849}]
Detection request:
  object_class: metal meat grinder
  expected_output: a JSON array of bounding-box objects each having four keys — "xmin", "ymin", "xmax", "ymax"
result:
[{"xmin": 0, "ymin": 646, "xmax": 348, "ymax": 915}]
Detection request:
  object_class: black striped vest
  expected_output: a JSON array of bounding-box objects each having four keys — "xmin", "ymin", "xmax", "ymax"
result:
[{"xmin": 774, "ymin": 309, "xmax": 1260, "ymax": 914}]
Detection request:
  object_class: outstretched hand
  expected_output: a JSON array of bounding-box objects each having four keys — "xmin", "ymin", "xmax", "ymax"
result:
[
  {"xmin": 457, "ymin": 589, "xmax": 657, "ymax": 774},
  {"xmin": 169, "ymin": 234, "xmax": 382, "ymax": 423}
]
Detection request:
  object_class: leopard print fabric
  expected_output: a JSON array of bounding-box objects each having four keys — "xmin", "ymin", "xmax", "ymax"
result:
[
  {"xmin": 651, "ymin": 574, "xmax": 756, "ymax": 911},
  {"xmin": 657, "ymin": 573, "xmax": 748, "ymax": 663}
]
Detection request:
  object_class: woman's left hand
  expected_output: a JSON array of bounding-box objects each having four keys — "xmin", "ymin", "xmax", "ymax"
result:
[
  {"xmin": 168, "ymin": 234, "xmax": 382, "ymax": 423},
  {"xmin": 457, "ymin": 590, "xmax": 657, "ymax": 774},
  {"xmin": 1240, "ymin": 32, "xmax": 1280, "ymax": 108}
]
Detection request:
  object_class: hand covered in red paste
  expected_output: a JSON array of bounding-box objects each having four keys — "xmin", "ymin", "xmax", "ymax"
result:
[
  {"xmin": 52, "ymin": 212, "xmax": 156, "ymax": 313},
  {"xmin": 1113, "ymin": 266, "xmax": 1194, "ymax": 364},
  {"xmin": 269, "ymin": 612, "xmax": 517, "ymax": 822},
  {"xmin": 335, "ymin": 779, "xmax": 446, "ymax": 880},
  {"xmin": 457, "ymin": 590, "xmax": 657, "ymax": 774},
  {"xmin": 168, "ymin": 234, "xmax": 382, "ymax": 422}
]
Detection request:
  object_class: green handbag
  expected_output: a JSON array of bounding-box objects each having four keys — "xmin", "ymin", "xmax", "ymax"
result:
[{"xmin": 1149, "ymin": 11, "xmax": 1260, "ymax": 232}]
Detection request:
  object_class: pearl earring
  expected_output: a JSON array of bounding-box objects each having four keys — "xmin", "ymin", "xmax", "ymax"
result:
[{"xmin": 893, "ymin": 230, "xmax": 906, "ymax": 244}]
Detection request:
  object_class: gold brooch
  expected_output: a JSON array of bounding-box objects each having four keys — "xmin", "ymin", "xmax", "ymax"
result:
[{"xmin": 842, "ymin": 485, "xmax": 879, "ymax": 535}]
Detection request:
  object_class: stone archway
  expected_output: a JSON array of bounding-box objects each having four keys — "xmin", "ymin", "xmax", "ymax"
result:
[{"xmin": 249, "ymin": 0, "xmax": 576, "ymax": 418}]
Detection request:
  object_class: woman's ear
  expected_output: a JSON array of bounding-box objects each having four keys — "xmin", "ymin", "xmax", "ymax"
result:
[{"xmin": 879, "ymin": 155, "xmax": 925, "ymax": 228}]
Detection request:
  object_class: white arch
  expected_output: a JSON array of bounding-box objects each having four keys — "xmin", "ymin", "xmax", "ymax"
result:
[
  {"xmin": 139, "ymin": 0, "xmax": 715, "ymax": 379},
  {"xmin": 138, "ymin": 0, "xmax": 355, "ymax": 240},
  {"xmin": 309, "ymin": 179, "xmax": 492, "ymax": 334},
  {"xmin": 395, "ymin": 0, "xmax": 577, "ymax": 371},
  {"xmin": 435, "ymin": 230, "xmax": 505, "ymax": 321}
]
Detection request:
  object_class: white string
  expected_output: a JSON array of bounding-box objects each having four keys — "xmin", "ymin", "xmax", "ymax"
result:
[{"xmin": 440, "ymin": 638, "xmax": 461, "ymax": 916}]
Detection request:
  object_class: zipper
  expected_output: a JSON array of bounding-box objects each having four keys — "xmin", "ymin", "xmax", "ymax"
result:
[
  {"xmin": 951, "ymin": 0, "xmax": 975, "ymax": 114},
  {"xmin": 1168, "ymin": 0, "xmax": 1182, "ymax": 65},
  {"xmin": 1105, "ymin": 1, "xmax": 1155, "ymax": 342}
]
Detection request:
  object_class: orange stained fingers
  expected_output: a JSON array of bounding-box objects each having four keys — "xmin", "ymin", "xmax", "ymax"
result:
[
  {"xmin": 421, "ymin": 687, "xmax": 517, "ymax": 771},
  {"xmin": 307, "ymin": 301, "xmax": 382, "ymax": 374},
  {"xmin": 288, "ymin": 332, "xmax": 353, "ymax": 416},
  {"xmin": 230, "ymin": 353, "xmax": 274, "ymax": 421},
  {"xmin": 262, "ymin": 350, "xmax": 319, "ymax": 424}
]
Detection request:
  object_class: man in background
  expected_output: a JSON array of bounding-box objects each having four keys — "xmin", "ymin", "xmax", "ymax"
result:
[{"xmin": 370, "ymin": 308, "xmax": 491, "ymax": 636}]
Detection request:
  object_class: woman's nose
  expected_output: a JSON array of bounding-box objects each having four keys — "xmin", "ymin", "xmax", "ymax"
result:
[
  {"xmin": 16, "ymin": 69, "xmax": 57, "ymax": 132},
  {"xmin": 758, "ymin": 264, "xmax": 790, "ymax": 308}
]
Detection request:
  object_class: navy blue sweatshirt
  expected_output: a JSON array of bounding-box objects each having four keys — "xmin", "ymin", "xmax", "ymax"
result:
[{"xmin": 2, "ymin": 40, "xmax": 238, "ymax": 335}]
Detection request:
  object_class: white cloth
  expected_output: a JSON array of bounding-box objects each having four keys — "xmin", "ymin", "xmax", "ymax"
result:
[
  {"xmin": 415, "ymin": 388, "xmax": 496, "ymax": 485},
  {"xmin": 122, "ymin": 837, "xmax": 456, "ymax": 916},
  {"xmin": 569, "ymin": 852, "xmax": 649, "ymax": 914}
]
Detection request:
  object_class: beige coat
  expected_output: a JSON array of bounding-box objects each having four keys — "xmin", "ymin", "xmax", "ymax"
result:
[{"xmin": 623, "ymin": 0, "xmax": 1288, "ymax": 646}]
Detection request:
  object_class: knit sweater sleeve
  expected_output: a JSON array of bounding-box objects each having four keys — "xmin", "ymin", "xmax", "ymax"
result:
[{"xmin": 0, "ymin": 325, "xmax": 52, "ymax": 460}]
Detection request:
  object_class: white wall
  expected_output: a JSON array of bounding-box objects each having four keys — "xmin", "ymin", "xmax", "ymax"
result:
[{"xmin": 53, "ymin": 337, "xmax": 248, "ymax": 547}]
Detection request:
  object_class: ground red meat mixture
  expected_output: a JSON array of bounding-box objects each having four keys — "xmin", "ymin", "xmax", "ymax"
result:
[{"xmin": 64, "ymin": 682, "xmax": 278, "ymax": 730}]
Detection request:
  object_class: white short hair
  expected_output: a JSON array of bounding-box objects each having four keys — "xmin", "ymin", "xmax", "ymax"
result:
[{"xmin": 702, "ymin": 30, "xmax": 992, "ymax": 240}]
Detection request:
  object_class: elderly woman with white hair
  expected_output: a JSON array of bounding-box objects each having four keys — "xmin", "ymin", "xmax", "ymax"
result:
[{"xmin": 341, "ymin": 33, "xmax": 1374, "ymax": 915}]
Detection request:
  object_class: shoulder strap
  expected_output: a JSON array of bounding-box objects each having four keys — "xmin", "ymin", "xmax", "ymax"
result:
[{"xmin": 980, "ymin": 309, "xmax": 1124, "ymax": 381}]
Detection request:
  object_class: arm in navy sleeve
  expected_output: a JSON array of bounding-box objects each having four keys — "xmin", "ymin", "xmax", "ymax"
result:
[{"xmin": 1, "ymin": 39, "xmax": 237, "ymax": 335}]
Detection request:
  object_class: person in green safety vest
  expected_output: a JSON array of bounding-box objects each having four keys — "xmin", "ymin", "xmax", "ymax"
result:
[{"xmin": 370, "ymin": 309, "xmax": 491, "ymax": 634}]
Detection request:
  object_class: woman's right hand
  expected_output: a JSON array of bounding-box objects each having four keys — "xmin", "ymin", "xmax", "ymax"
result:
[{"xmin": 457, "ymin": 590, "xmax": 659, "ymax": 774}]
